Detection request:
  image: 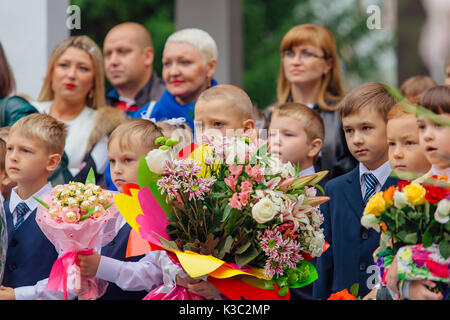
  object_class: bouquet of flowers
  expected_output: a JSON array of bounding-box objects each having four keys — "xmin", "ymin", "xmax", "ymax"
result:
[
  {"xmin": 115, "ymin": 135, "xmax": 329, "ymax": 299},
  {"xmin": 35, "ymin": 169, "xmax": 122, "ymax": 300},
  {"xmin": 361, "ymin": 178, "xmax": 450, "ymax": 298}
]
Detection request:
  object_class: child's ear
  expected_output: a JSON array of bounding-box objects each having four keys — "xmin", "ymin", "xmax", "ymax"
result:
[
  {"xmin": 307, "ymin": 138, "xmax": 323, "ymax": 158},
  {"xmin": 243, "ymin": 119, "xmax": 255, "ymax": 132},
  {"xmin": 46, "ymin": 153, "xmax": 62, "ymax": 172}
]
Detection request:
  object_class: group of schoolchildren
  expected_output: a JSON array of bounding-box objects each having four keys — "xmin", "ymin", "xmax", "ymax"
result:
[{"xmin": 0, "ymin": 75, "xmax": 449, "ymax": 300}]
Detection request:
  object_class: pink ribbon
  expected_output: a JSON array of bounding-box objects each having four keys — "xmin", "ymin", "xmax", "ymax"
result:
[{"xmin": 46, "ymin": 249, "xmax": 93, "ymax": 300}]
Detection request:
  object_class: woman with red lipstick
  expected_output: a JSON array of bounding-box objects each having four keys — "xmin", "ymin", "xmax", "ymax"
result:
[
  {"xmin": 271, "ymin": 24, "xmax": 357, "ymax": 185},
  {"xmin": 133, "ymin": 28, "xmax": 218, "ymax": 134},
  {"xmin": 32, "ymin": 36, "xmax": 125, "ymax": 184}
]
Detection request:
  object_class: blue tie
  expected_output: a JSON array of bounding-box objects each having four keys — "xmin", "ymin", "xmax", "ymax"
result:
[
  {"xmin": 363, "ymin": 173, "xmax": 378, "ymax": 204},
  {"xmin": 15, "ymin": 202, "xmax": 30, "ymax": 230}
]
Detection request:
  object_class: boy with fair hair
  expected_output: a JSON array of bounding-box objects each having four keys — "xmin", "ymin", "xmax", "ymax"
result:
[
  {"xmin": 1, "ymin": 113, "xmax": 66, "ymax": 290},
  {"xmin": 386, "ymin": 102, "xmax": 431, "ymax": 180},
  {"xmin": 77, "ymin": 118, "xmax": 220, "ymax": 300},
  {"xmin": 194, "ymin": 84, "xmax": 255, "ymax": 140},
  {"xmin": 313, "ymin": 82, "xmax": 399, "ymax": 299},
  {"xmin": 269, "ymin": 102, "xmax": 324, "ymax": 179}
]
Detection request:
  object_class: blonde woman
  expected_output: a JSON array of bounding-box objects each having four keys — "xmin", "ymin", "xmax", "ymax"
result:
[
  {"xmin": 274, "ymin": 24, "xmax": 357, "ymax": 182},
  {"xmin": 33, "ymin": 36, "xmax": 125, "ymax": 183}
]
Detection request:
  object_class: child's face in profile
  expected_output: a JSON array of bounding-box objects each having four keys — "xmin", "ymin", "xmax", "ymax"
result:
[
  {"xmin": 194, "ymin": 99, "xmax": 252, "ymax": 139},
  {"xmin": 342, "ymin": 108, "xmax": 389, "ymax": 170},
  {"xmin": 417, "ymin": 114, "xmax": 450, "ymax": 170},
  {"xmin": 268, "ymin": 115, "xmax": 311, "ymax": 168},
  {"xmin": 108, "ymin": 139, "xmax": 149, "ymax": 191},
  {"xmin": 387, "ymin": 115, "xmax": 431, "ymax": 177}
]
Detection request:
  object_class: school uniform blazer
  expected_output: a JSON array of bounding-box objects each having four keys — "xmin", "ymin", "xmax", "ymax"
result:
[
  {"xmin": 2, "ymin": 200, "xmax": 58, "ymax": 288},
  {"xmin": 99, "ymin": 223, "xmax": 148, "ymax": 300},
  {"xmin": 312, "ymin": 166, "xmax": 398, "ymax": 300}
]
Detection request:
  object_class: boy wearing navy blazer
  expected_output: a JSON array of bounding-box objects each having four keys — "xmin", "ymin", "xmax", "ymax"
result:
[
  {"xmin": 0, "ymin": 114, "xmax": 66, "ymax": 293},
  {"xmin": 313, "ymin": 82, "xmax": 399, "ymax": 299}
]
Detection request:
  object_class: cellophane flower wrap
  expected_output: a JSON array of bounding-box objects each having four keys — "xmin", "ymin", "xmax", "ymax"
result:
[
  {"xmin": 35, "ymin": 170, "xmax": 122, "ymax": 300},
  {"xmin": 115, "ymin": 135, "xmax": 330, "ymax": 299},
  {"xmin": 361, "ymin": 176, "xmax": 450, "ymax": 298}
]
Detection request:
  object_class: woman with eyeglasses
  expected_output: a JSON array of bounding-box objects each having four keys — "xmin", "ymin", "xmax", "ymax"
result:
[{"xmin": 274, "ymin": 24, "xmax": 357, "ymax": 186}]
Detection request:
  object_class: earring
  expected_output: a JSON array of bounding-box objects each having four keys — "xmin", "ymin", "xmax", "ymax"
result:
[{"xmin": 88, "ymin": 89, "xmax": 94, "ymax": 99}]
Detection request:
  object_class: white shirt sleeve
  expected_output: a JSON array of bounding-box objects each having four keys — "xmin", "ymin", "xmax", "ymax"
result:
[
  {"xmin": 14, "ymin": 277, "xmax": 76, "ymax": 300},
  {"xmin": 95, "ymin": 250, "xmax": 184, "ymax": 292}
]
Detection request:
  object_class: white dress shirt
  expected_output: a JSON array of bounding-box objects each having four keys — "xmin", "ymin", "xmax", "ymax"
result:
[
  {"xmin": 359, "ymin": 161, "xmax": 392, "ymax": 199},
  {"xmin": 9, "ymin": 182, "xmax": 52, "ymax": 226},
  {"xmin": 299, "ymin": 165, "xmax": 316, "ymax": 176}
]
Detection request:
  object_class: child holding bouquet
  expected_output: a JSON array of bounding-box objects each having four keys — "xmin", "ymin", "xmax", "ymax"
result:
[
  {"xmin": 383, "ymin": 85, "xmax": 450, "ymax": 300},
  {"xmin": 0, "ymin": 114, "xmax": 65, "ymax": 293},
  {"xmin": 77, "ymin": 119, "xmax": 220, "ymax": 299}
]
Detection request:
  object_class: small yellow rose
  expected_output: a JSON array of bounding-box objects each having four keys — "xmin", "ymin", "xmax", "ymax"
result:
[
  {"xmin": 402, "ymin": 183, "xmax": 426, "ymax": 206},
  {"xmin": 364, "ymin": 192, "xmax": 386, "ymax": 216}
]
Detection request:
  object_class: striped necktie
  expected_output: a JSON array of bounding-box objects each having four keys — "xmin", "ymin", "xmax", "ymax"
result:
[
  {"xmin": 363, "ymin": 173, "xmax": 379, "ymax": 205},
  {"xmin": 15, "ymin": 202, "xmax": 30, "ymax": 230}
]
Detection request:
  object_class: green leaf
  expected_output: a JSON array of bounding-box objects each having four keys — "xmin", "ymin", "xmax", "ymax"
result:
[
  {"xmin": 103, "ymin": 202, "xmax": 114, "ymax": 210},
  {"xmin": 288, "ymin": 260, "xmax": 318, "ymax": 289},
  {"xmin": 235, "ymin": 244, "xmax": 259, "ymax": 268},
  {"xmin": 439, "ymin": 240, "xmax": 450, "ymax": 259},
  {"xmin": 403, "ymin": 233, "xmax": 418, "ymax": 244},
  {"xmin": 80, "ymin": 206, "xmax": 95, "ymax": 221},
  {"xmin": 217, "ymin": 235, "xmax": 234, "ymax": 258},
  {"xmin": 85, "ymin": 168, "xmax": 96, "ymax": 185},
  {"xmin": 235, "ymin": 240, "xmax": 252, "ymax": 254},
  {"xmin": 221, "ymin": 205, "xmax": 232, "ymax": 222},
  {"xmin": 422, "ymin": 228, "xmax": 433, "ymax": 248},
  {"xmin": 32, "ymin": 196, "xmax": 50, "ymax": 210},
  {"xmin": 350, "ymin": 283, "xmax": 360, "ymax": 297},
  {"xmin": 157, "ymin": 233, "xmax": 179, "ymax": 251}
]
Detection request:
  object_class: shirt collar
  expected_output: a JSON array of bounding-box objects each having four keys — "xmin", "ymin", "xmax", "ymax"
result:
[
  {"xmin": 9, "ymin": 182, "xmax": 53, "ymax": 213},
  {"xmin": 431, "ymin": 165, "xmax": 450, "ymax": 177},
  {"xmin": 300, "ymin": 165, "xmax": 316, "ymax": 176},
  {"xmin": 359, "ymin": 161, "xmax": 392, "ymax": 187}
]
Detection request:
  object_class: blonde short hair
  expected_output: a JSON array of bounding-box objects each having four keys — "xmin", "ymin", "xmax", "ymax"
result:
[
  {"xmin": 38, "ymin": 36, "xmax": 105, "ymax": 109},
  {"xmin": 339, "ymin": 82, "xmax": 397, "ymax": 121},
  {"xmin": 271, "ymin": 102, "xmax": 325, "ymax": 142},
  {"xmin": 9, "ymin": 113, "xmax": 67, "ymax": 155},
  {"xmin": 386, "ymin": 101, "xmax": 414, "ymax": 122},
  {"xmin": 197, "ymin": 84, "xmax": 254, "ymax": 120},
  {"xmin": 165, "ymin": 28, "xmax": 218, "ymax": 63},
  {"xmin": 108, "ymin": 119, "xmax": 163, "ymax": 153}
]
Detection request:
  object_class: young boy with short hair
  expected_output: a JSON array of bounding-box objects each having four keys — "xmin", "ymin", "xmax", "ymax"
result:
[
  {"xmin": 194, "ymin": 84, "xmax": 255, "ymax": 140},
  {"xmin": 77, "ymin": 119, "xmax": 220, "ymax": 300},
  {"xmin": 387, "ymin": 102, "xmax": 431, "ymax": 179},
  {"xmin": 1, "ymin": 113, "xmax": 66, "ymax": 289},
  {"xmin": 313, "ymin": 82, "xmax": 399, "ymax": 299},
  {"xmin": 269, "ymin": 102, "xmax": 325, "ymax": 181}
]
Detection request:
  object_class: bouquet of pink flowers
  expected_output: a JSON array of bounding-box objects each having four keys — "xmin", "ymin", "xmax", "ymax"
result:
[
  {"xmin": 117, "ymin": 135, "xmax": 330, "ymax": 299},
  {"xmin": 35, "ymin": 170, "xmax": 122, "ymax": 300}
]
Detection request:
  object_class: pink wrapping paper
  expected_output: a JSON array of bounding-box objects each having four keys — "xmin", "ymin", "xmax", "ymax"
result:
[{"xmin": 35, "ymin": 194, "xmax": 122, "ymax": 300}]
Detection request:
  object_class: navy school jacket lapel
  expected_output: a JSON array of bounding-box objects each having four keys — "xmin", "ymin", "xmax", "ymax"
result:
[{"xmin": 342, "ymin": 167, "xmax": 365, "ymax": 220}]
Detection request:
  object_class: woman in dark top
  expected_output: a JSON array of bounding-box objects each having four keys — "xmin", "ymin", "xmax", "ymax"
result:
[{"xmin": 275, "ymin": 24, "xmax": 357, "ymax": 183}]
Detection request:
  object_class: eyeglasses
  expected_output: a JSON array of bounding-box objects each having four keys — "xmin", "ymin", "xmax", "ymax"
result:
[{"xmin": 282, "ymin": 50, "xmax": 326, "ymax": 61}]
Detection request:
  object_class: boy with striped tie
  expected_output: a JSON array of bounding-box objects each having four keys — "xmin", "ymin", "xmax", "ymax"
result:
[
  {"xmin": 0, "ymin": 114, "xmax": 66, "ymax": 290},
  {"xmin": 313, "ymin": 82, "xmax": 399, "ymax": 299}
]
